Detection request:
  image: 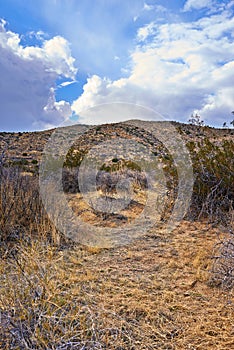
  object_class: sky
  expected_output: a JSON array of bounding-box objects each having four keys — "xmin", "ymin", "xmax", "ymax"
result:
[{"xmin": 0, "ymin": 0, "xmax": 234, "ymax": 131}]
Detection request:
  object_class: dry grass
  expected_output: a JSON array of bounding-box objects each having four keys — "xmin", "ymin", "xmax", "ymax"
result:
[
  {"xmin": 1, "ymin": 220, "xmax": 234, "ymax": 349},
  {"xmin": 66, "ymin": 190, "xmax": 146, "ymax": 228}
]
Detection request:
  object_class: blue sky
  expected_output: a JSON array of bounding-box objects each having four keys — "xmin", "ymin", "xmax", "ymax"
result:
[{"xmin": 0, "ymin": 0, "xmax": 234, "ymax": 131}]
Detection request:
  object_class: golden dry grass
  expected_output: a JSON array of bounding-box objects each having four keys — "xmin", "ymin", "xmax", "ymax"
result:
[
  {"xmin": 1, "ymin": 220, "xmax": 234, "ymax": 349},
  {"xmin": 66, "ymin": 190, "xmax": 146, "ymax": 228}
]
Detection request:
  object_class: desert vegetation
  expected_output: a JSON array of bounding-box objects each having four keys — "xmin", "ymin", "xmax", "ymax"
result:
[{"xmin": 0, "ymin": 121, "xmax": 233, "ymax": 349}]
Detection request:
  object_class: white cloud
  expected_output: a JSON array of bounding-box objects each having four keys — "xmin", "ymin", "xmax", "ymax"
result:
[
  {"xmin": 183, "ymin": 0, "xmax": 214, "ymax": 12},
  {"xmin": 143, "ymin": 3, "xmax": 167, "ymax": 13},
  {"xmin": 227, "ymin": 1, "xmax": 234, "ymax": 8},
  {"xmin": 0, "ymin": 19, "xmax": 77, "ymax": 131},
  {"xmin": 27, "ymin": 30, "xmax": 48, "ymax": 41},
  {"xmin": 0, "ymin": 21, "xmax": 76, "ymax": 79},
  {"xmin": 137, "ymin": 22, "xmax": 156, "ymax": 42},
  {"xmin": 143, "ymin": 3, "xmax": 154, "ymax": 11},
  {"xmin": 183, "ymin": 0, "xmax": 233, "ymax": 13},
  {"xmin": 71, "ymin": 10, "xmax": 234, "ymax": 127},
  {"xmin": 72, "ymin": 75, "xmax": 112, "ymax": 117},
  {"xmin": 197, "ymin": 87, "xmax": 234, "ymax": 125},
  {"xmin": 43, "ymin": 88, "xmax": 71, "ymax": 117},
  {"xmin": 60, "ymin": 80, "xmax": 76, "ymax": 87}
]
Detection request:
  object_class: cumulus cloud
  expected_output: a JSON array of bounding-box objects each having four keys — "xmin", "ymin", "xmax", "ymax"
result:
[
  {"xmin": 0, "ymin": 19, "xmax": 77, "ymax": 131},
  {"xmin": 71, "ymin": 75, "xmax": 160, "ymax": 124},
  {"xmin": 72, "ymin": 9, "xmax": 234, "ymax": 127}
]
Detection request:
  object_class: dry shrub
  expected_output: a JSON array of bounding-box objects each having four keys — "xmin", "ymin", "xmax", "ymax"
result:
[
  {"xmin": 209, "ymin": 225, "xmax": 234, "ymax": 289},
  {"xmin": 62, "ymin": 167, "xmax": 79, "ymax": 193},
  {"xmin": 187, "ymin": 138, "xmax": 233, "ymax": 225},
  {"xmin": 186, "ymin": 138, "xmax": 234, "ymax": 288},
  {"xmin": 0, "ymin": 165, "xmax": 63, "ymax": 250}
]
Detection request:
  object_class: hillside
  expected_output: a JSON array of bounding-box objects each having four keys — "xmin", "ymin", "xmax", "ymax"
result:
[{"xmin": 0, "ymin": 121, "xmax": 233, "ymax": 169}]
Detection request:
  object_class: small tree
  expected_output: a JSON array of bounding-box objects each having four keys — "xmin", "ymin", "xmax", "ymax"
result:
[{"xmin": 188, "ymin": 113, "xmax": 204, "ymax": 127}]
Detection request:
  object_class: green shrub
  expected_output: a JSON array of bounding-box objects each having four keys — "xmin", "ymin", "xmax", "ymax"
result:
[
  {"xmin": 100, "ymin": 159, "xmax": 141, "ymax": 172},
  {"xmin": 64, "ymin": 147, "xmax": 87, "ymax": 168}
]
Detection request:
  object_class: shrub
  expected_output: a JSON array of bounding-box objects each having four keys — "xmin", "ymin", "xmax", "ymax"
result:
[
  {"xmin": 62, "ymin": 166, "xmax": 80, "ymax": 193},
  {"xmin": 13, "ymin": 159, "xmax": 29, "ymax": 166},
  {"xmin": 100, "ymin": 159, "xmax": 141, "ymax": 173},
  {"xmin": 64, "ymin": 147, "xmax": 87, "ymax": 168},
  {"xmin": 187, "ymin": 138, "xmax": 234, "ymax": 225},
  {"xmin": 0, "ymin": 165, "xmax": 62, "ymax": 249},
  {"xmin": 186, "ymin": 138, "xmax": 234, "ymax": 288},
  {"xmin": 210, "ymin": 227, "xmax": 234, "ymax": 289}
]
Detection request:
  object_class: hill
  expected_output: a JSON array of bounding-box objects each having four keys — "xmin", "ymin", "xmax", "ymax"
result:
[{"xmin": 0, "ymin": 121, "xmax": 233, "ymax": 169}]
